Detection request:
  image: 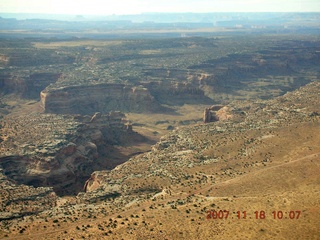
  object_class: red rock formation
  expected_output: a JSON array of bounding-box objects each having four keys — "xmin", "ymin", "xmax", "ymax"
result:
[
  {"xmin": 216, "ymin": 106, "xmax": 233, "ymax": 121},
  {"xmin": 0, "ymin": 73, "xmax": 61, "ymax": 98},
  {"xmin": 40, "ymin": 83, "xmax": 162, "ymax": 114},
  {"xmin": 203, "ymin": 105, "xmax": 233, "ymax": 123},
  {"xmin": 203, "ymin": 108, "xmax": 211, "ymax": 123},
  {"xmin": 83, "ymin": 172, "xmax": 102, "ymax": 192}
]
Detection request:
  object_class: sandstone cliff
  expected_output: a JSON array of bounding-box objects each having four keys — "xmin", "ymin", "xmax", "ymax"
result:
[
  {"xmin": 145, "ymin": 80, "xmax": 213, "ymax": 105},
  {"xmin": 203, "ymin": 105, "xmax": 233, "ymax": 123},
  {"xmin": 0, "ymin": 73, "xmax": 61, "ymax": 99},
  {"xmin": 40, "ymin": 83, "xmax": 163, "ymax": 114}
]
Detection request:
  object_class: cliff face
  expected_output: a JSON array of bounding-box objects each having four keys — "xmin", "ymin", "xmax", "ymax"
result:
[
  {"xmin": 145, "ymin": 80, "xmax": 213, "ymax": 105},
  {"xmin": 0, "ymin": 73, "xmax": 61, "ymax": 99},
  {"xmin": 40, "ymin": 83, "xmax": 163, "ymax": 114}
]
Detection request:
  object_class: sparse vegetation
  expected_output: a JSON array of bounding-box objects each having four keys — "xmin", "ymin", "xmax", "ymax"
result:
[{"xmin": 0, "ymin": 14, "xmax": 319, "ymax": 240}]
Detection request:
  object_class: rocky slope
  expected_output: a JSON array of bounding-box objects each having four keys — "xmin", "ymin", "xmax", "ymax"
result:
[
  {"xmin": 81, "ymin": 81, "xmax": 320, "ymax": 199},
  {"xmin": 0, "ymin": 35, "xmax": 319, "ymax": 239},
  {"xmin": 68, "ymin": 81, "xmax": 320, "ymax": 239},
  {"xmin": 0, "ymin": 170, "xmax": 57, "ymax": 222},
  {"xmin": 1, "ymin": 81, "xmax": 318, "ymax": 239}
]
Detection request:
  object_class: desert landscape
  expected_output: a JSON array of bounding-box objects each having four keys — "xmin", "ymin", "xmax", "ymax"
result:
[{"xmin": 0, "ymin": 12, "xmax": 319, "ymax": 239}]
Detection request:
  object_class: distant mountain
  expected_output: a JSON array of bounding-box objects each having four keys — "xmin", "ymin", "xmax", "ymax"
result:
[
  {"xmin": 1, "ymin": 12, "xmax": 320, "ymax": 23},
  {"xmin": 0, "ymin": 12, "xmax": 319, "ymax": 39}
]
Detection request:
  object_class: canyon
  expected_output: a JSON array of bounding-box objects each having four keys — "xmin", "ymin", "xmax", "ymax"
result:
[
  {"xmin": 0, "ymin": 81, "xmax": 319, "ymax": 239},
  {"xmin": 0, "ymin": 111, "xmax": 149, "ymax": 196},
  {"xmin": 0, "ymin": 25, "xmax": 319, "ymax": 239},
  {"xmin": 0, "ymin": 35, "xmax": 319, "ymax": 196}
]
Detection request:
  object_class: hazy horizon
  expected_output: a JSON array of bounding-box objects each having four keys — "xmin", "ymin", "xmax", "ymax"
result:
[{"xmin": 0, "ymin": 0, "xmax": 319, "ymax": 16}]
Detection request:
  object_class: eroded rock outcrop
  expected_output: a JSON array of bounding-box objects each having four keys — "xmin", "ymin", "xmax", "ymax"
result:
[
  {"xmin": 40, "ymin": 83, "xmax": 163, "ymax": 114},
  {"xmin": 83, "ymin": 171, "xmax": 108, "ymax": 192},
  {"xmin": 0, "ymin": 111, "xmax": 143, "ymax": 196},
  {"xmin": 203, "ymin": 105, "xmax": 233, "ymax": 123},
  {"xmin": 145, "ymin": 80, "xmax": 213, "ymax": 105},
  {"xmin": 0, "ymin": 73, "xmax": 61, "ymax": 99}
]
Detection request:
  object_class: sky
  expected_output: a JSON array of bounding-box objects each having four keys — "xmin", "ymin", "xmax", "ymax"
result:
[{"xmin": 0, "ymin": 0, "xmax": 319, "ymax": 15}]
